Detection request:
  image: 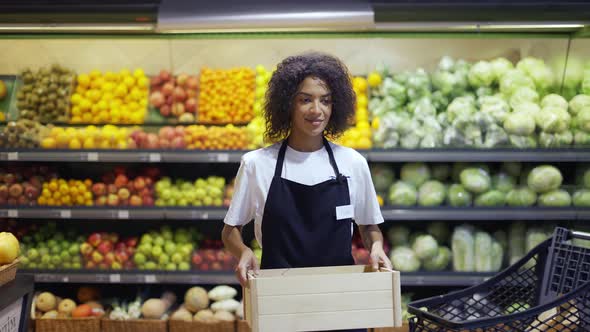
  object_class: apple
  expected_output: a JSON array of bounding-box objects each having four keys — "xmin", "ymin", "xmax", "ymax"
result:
[
  {"xmin": 192, "ymin": 253, "xmax": 203, "ymax": 265},
  {"xmin": 111, "ymin": 261, "xmax": 122, "ymax": 270},
  {"xmin": 91, "ymin": 183, "xmax": 106, "ymax": 196},
  {"xmin": 187, "ymin": 76, "xmax": 199, "ymax": 90},
  {"xmin": 133, "ymin": 177, "xmax": 146, "ymax": 191},
  {"xmin": 172, "ymin": 103, "xmax": 185, "ymax": 117},
  {"xmin": 118, "ymin": 188, "xmax": 130, "ymax": 200},
  {"xmin": 159, "ymin": 138, "xmax": 171, "ymax": 149},
  {"xmin": 115, "ymin": 242, "xmax": 126, "ymax": 252},
  {"xmin": 85, "ymin": 261, "xmax": 96, "ymax": 269},
  {"xmin": 199, "ymin": 263, "xmax": 209, "ymax": 271},
  {"xmin": 126, "ymin": 237, "xmax": 138, "ymax": 248},
  {"xmin": 142, "ymin": 196, "xmax": 154, "ymax": 206},
  {"xmin": 149, "ymin": 91, "xmax": 165, "ymax": 108},
  {"xmin": 103, "ymin": 252, "xmax": 116, "ymax": 266},
  {"xmin": 129, "ymin": 195, "xmax": 142, "ymax": 207},
  {"xmin": 162, "ymin": 82, "xmax": 174, "ymax": 96},
  {"xmin": 107, "ymin": 194, "xmax": 119, "ymax": 207},
  {"xmin": 115, "ymin": 251, "xmax": 129, "ymax": 263},
  {"xmin": 151, "ymin": 76, "xmax": 162, "ymax": 87},
  {"xmin": 114, "ymin": 174, "xmax": 128, "ymax": 188},
  {"xmin": 97, "ymin": 241, "xmax": 113, "ymax": 256},
  {"xmin": 88, "ymin": 233, "xmax": 102, "ymax": 247},
  {"xmin": 91, "ymin": 251, "xmax": 104, "ymax": 264},
  {"xmin": 102, "ymin": 173, "xmax": 115, "ymax": 184},
  {"xmin": 159, "ymin": 70, "xmax": 171, "ymax": 82},
  {"xmin": 185, "ymin": 98, "xmax": 197, "ymax": 113},
  {"xmin": 173, "ymin": 87, "xmax": 187, "ymax": 102},
  {"xmin": 177, "ymin": 73, "xmax": 188, "ymax": 87},
  {"xmin": 107, "ymin": 184, "xmax": 117, "ymax": 195}
]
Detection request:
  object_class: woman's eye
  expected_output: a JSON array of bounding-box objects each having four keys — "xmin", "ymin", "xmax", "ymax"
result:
[
  {"xmin": 322, "ymin": 99, "xmax": 331, "ymax": 105},
  {"xmin": 301, "ymin": 98, "xmax": 311, "ymax": 103}
]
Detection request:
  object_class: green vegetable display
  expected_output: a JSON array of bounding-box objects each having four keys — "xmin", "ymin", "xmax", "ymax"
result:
[
  {"xmin": 460, "ymin": 168, "xmax": 492, "ymax": 194},
  {"xmin": 388, "ymin": 181, "xmax": 418, "ymax": 206},
  {"xmin": 418, "ymin": 180, "xmax": 446, "ymax": 206},
  {"xmin": 527, "ymin": 165, "xmax": 563, "ymax": 193},
  {"xmin": 390, "ymin": 247, "xmax": 421, "ymax": 272}
]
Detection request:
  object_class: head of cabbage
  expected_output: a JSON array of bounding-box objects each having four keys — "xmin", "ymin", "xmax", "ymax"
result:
[
  {"xmin": 527, "ymin": 165, "xmax": 563, "ymax": 193},
  {"xmin": 460, "ymin": 168, "xmax": 492, "ymax": 194}
]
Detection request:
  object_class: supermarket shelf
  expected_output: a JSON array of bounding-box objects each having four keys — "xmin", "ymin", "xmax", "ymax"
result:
[
  {"xmin": 20, "ymin": 270, "xmax": 495, "ymax": 287},
  {"xmin": 1, "ymin": 207, "xmax": 586, "ymax": 220},
  {"xmin": 1, "ymin": 148, "xmax": 589, "ymax": 162}
]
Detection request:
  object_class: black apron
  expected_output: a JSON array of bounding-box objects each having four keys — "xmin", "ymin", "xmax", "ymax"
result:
[{"xmin": 260, "ymin": 138, "xmax": 365, "ymax": 332}]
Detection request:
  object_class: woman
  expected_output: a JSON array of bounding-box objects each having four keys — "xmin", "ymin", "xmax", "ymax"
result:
[{"xmin": 222, "ymin": 52, "xmax": 391, "ymax": 331}]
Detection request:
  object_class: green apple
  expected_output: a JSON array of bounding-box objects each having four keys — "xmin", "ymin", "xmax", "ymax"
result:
[
  {"xmin": 63, "ymin": 262, "xmax": 72, "ymax": 269},
  {"xmin": 69, "ymin": 244, "xmax": 79, "ymax": 256},
  {"xmin": 213, "ymin": 198, "xmax": 223, "ymax": 206},
  {"xmin": 145, "ymin": 261, "xmax": 157, "ymax": 270},
  {"xmin": 27, "ymin": 248, "xmax": 40, "ymax": 260},
  {"xmin": 162, "ymin": 229, "xmax": 173, "ymax": 241},
  {"xmin": 139, "ymin": 243, "xmax": 152, "ymax": 256},
  {"xmin": 134, "ymin": 252, "xmax": 147, "ymax": 265},
  {"xmin": 51, "ymin": 255, "xmax": 61, "ymax": 266},
  {"xmin": 112, "ymin": 262, "xmax": 122, "ymax": 270},
  {"xmin": 154, "ymin": 236, "xmax": 165, "ymax": 247},
  {"xmin": 165, "ymin": 263, "xmax": 177, "ymax": 271},
  {"xmin": 20, "ymin": 256, "xmax": 30, "ymax": 266},
  {"xmin": 203, "ymin": 196, "xmax": 213, "ymax": 206},
  {"xmin": 185, "ymin": 191, "xmax": 197, "ymax": 202},
  {"xmin": 141, "ymin": 234, "xmax": 153, "ymax": 245},
  {"xmin": 158, "ymin": 254, "xmax": 170, "ymax": 265},
  {"xmin": 28, "ymin": 262, "xmax": 38, "ymax": 269},
  {"xmin": 178, "ymin": 262, "xmax": 190, "ymax": 271},
  {"xmin": 166, "ymin": 198, "xmax": 177, "ymax": 206},
  {"xmin": 161, "ymin": 188, "xmax": 172, "ymax": 199},
  {"xmin": 152, "ymin": 246, "xmax": 163, "ymax": 258},
  {"xmin": 174, "ymin": 230, "xmax": 189, "ymax": 244},
  {"xmin": 179, "ymin": 245, "xmax": 192, "ymax": 258},
  {"xmin": 178, "ymin": 198, "xmax": 188, "ymax": 206},
  {"xmin": 164, "ymin": 242, "xmax": 176, "ymax": 255},
  {"xmin": 171, "ymin": 252, "xmax": 183, "ymax": 264},
  {"xmin": 181, "ymin": 183, "xmax": 192, "ymax": 192},
  {"xmin": 72, "ymin": 262, "xmax": 82, "ymax": 269},
  {"xmin": 208, "ymin": 187, "xmax": 223, "ymax": 198},
  {"xmin": 47, "ymin": 263, "xmax": 56, "ymax": 269},
  {"xmin": 192, "ymin": 199, "xmax": 203, "ymax": 207},
  {"xmin": 194, "ymin": 188, "xmax": 206, "ymax": 200},
  {"xmin": 60, "ymin": 251, "xmax": 71, "ymax": 262},
  {"xmin": 41, "ymin": 255, "xmax": 51, "ymax": 264},
  {"xmin": 155, "ymin": 199, "xmax": 165, "ymax": 207},
  {"xmin": 215, "ymin": 177, "xmax": 226, "ymax": 188}
]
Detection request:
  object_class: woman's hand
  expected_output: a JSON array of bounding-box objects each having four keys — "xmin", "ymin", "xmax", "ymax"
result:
[
  {"xmin": 236, "ymin": 248, "xmax": 260, "ymax": 287},
  {"xmin": 370, "ymin": 244, "xmax": 393, "ymax": 271}
]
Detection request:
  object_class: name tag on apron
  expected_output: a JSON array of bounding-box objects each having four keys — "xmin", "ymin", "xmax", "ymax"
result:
[{"xmin": 336, "ymin": 204, "xmax": 354, "ymax": 220}]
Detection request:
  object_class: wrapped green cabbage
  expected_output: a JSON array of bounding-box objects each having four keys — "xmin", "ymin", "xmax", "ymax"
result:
[
  {"xmin": 526, "ymin": 228, "xmax": 548, "ymax": 252},
  {"xmin": 423, "ymin": 246, "xmax": 452, "ymax": 271},
  {"xmin": 573, "ymin": 189, "xmax": 590, "ymax": 207},
  {"xmin": 504, "ymin": 111, "xmax": 536, "ymax": 136},
  {"xmin": 509, "ymin": 134, "xmax": 538, "ymax": 148},
  {"xmin": 387, "ymin": 225, "xmax": 411, "ymax": 248},
  {"xmin": 475, "ymin": 190, "xmax": 506, "ymax": 207},
  {"xmin": 569, "ymin": 94, "xmax": 590, "ymax": 115},
  {"xmin": 468, "ymin": 61, "xmax": 494, "ymax": 87},
  {"xmin": 535, "ymin": 107, "xmax": 571, "ymax": 133},
  {"xmin": 390, "ymin": 247, "xmax": 421, "ymax": 272},
  {"xmin": 527, "ymin": 165, "xmax": 563, "ymax": 193},
  {"xmin": 509, "ymin": 222, "xmax": 526, "ymax": 264},
  {"xmin": 506, "ymin": 187, "xmax": 537, "ymax": 207},
  {"xmin": 475, "ymin": 232, "xmax": 493, "ymax": 272},
  {"xmin": 370, "ymin": 164, "xmax": 396, "ymax": 193},
  {"xmin": 539, "ymin": 131, "xmax": 573, "ymax": 148},
  {"xmin": 509, "ymin": 87, "xmax": 539, "ymax": 110},
  {"xmin": 427, "ymin": 222, "xmax": 451, "ymax": 244},
  {"xmin": 400, "ymin": 163, "xmax": 431, "ymax": 187},
  {"xmin": 460, "ymin": 168, "xmax": 492, "ymax": 194},
  {"xmin": 418, "ymin": 180, "xmax": 446, "ymax": 207},
  {"xmin": 499, "ymin": 69, "xmax": 535, "ymax": 97},
  {"xmin": 491, "ymin": 241, "xmax": 504, "ymax": 272},
  {"xmin": 447, "ymin": 184, "xmax": 472, "ymax": 207},
  {"xmin": 412, "ymin": 234, "xmax": 439, "ymax": 260},
  {"xmin": 388, "ymin": 181, "xmax": 418, "ymax": 206},
  {"xmin": 491, "ymin": 57, "xmax": 514, "ymax": 81},
  {"xmin": 452, "ymin": 225, "xmax": 475, "ymax": 272},
  {"xmin": 574, "ymin": 130, "xmax": 590, "ymax": 146},
  {"xmin": 493, "ymin": 173, "xmax": 516, "ymax": 193},
  {"xmin": 541, "ymin": 94, "xmax": 568, "ymax": 110},
  {"xmin": 538, "ymin": 189, "xmax": 572, "ymax": 207},
  {"xmin": 576, "ymin": 107, "xmax": 590, "ymax": 132}
]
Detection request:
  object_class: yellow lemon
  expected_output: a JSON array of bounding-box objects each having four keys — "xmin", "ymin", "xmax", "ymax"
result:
[
  {"xmin": 70, "ymin": 116, "xmax": 82, "ymax": 124},
  {"xmin": 41, "ymin": 137, "xmax": 57, "ymax": 149},
  {"xmin": 79, "ymin": 99, "xmax": 92, "ymax": 111},
  {"xmin": 102, "ymin": 82, "xmax": 115, "ymax": 92},
  {"xmin": 358, "ymin": 137, "xmax": 372, "ymax": 149},
  {"xmin": 368, "ymin": 72, "xmax": 382, "ymax": 88},
  {"xmin": 353, "ymin": 77, "xmax": 368, "ymax": 93},
  {"xmin": 104, "ymin": 71, "xmax": 116, "ymax": 82},
  {"xmin": 357, "ymin": 94, "xmax": 368, "ymax": 109},
  {"xmin": 97, "ymin": 100, "xmax": 108, "ymax": 111},
  {"xmin": 372, "ymin": 117, "xmax": 380, "ymax": 130},
  {"xmin": 130, "ymin": 88, "xmax": 142, "ymax": 100},
  {"xmin": 71, "ymin": 93, "xmax": 82, "ymax": 105},
  {"xmin": 119, "ymin": 68, "xmax": 131, "ymax": 77},
  {"xmin": 70, "ymin": 106, "xmax": 81, "ymax": 117},
  {"xmin": 357, "ymin": 121, "xmax": 370, "ymax": 130},
  {"xmin": 68, "ymin": 138, "xmax": 81, "ymax": 149},
  {"xmin": 123, "ymin": 76, "xmax": 135, "ymax": 88},
  {"xmin": 114, "ymin": 85, "xmax": 128, "ymax": 97},
  {"xmin": 82, "ymin": 113, "xmax": 93, "ymax": 123},
  {"xmin": 356, "ymin": 107, "xmax": 368, "ymax": 122},
  {"xmin": 90, "ymin": 77, "xmax": 105, "ymax": 90},
  {"xmin": 133, "ymin": 68, "xmax": 145, "ymax": 79},
  {"xmin": 83, "ymin": 137, "xmax": 96, "ymax": 149},
  {"xmin": 77, "ymin": 74, "xmax": 90, "ymax": 87},
  {"xmin": 89, "ymin": 69, "xmax": 102, "ymax": 79},
  {"xmin": 137, "ymin": 76, "xmax": 149, "ymax": 89}
]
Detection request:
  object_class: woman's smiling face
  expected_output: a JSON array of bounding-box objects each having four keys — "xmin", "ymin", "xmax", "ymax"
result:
[{"xmin": 290, "ymin": 76, "xmax": 333, "ymax": 139}]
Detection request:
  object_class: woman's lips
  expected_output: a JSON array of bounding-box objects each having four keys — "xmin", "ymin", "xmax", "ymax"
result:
[{"xmin": 306, "ymin": 119, "xmax": 323, "ymax": 126}]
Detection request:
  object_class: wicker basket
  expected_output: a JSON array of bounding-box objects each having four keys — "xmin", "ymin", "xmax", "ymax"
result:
[
  {"xmin": 236, "ymin": 319, "xmax": 251, "ymax": 332},
  {"xmin": 169, "ymin": 320, "xmax": 235, "ymax": 332},
  {"xmin": 35, "ymin": 317, "xmax": 100, "ymax": 332},
  {"xmin": 0, "ymin": 258, "xmax": 19, "ymax": 287},
  {"xmin": 101, "ymin": 318, "xmax": 168, "ymax": 332}
]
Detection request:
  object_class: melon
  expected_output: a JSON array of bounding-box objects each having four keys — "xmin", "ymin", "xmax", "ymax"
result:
[{"xmin": 185, "ymin": 287, "xmax": 209, "ymax": 313}]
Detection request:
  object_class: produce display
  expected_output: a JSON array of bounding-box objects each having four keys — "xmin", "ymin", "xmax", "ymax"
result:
[
  {"xmin": 198, "ymin": 67, "xmax": 255, "ymax": 124},
  {"xmin": 386, "ymin": 222, "xmax": 552, "ymax": 272},
  {"xmin": 0, "ymin": 119, "xmax": 48, "ymax": 148},
  {"xmin": 19, "ymin": 223, "xmax": 83, "ymax": 269},
  {"xmin": 91, "ymin": 166, "xmax": 158, "ymax": 207},
  {"xmin": 41, "ymin": 125, "xmax": 132, "ymax": 149},
  {"xmin": 380, "ymin": 162, "xmax": 580, "ymax": 207},
  {"xmin": 81, "ymin": 232, "xmax": 137, "ymax": 270},
  {"xmin": 155, "ymin": 176, "xmax": 224, "ymax": 207},
  {"xmin": 336, "ymin": 76, "xmax": 372, "ymax": 149},
  {"xmin": 134, "ymin": 226, "xmax": 198, "ymax": 271},
  {"xmin": 170, "ymin": 285, "xmax": 239, "ymax": 322},
  {"xmin": 33, "ymin": 290, "xmax": 105, "ymax": 319},
  {"xmin": 38, "ymin": 178, "xmax": 93, "ymax": 207},
  {"xmin": 0, "ymin": 165, "xmax": 52, "ymax": 206},
  {"xmin": 17, "ymin": 65, "xmax": 75, "ymax": 123},
  {"xmin": 129, "ymin": 125, "xmax": 251, "ymax": 150},
  {"xmin": 70, "ymin": 68, "xmax": 149, "ymax": 124},
  {"xmin": 149, "ymin": 70, "xmax": 199, "ymax": 122}
]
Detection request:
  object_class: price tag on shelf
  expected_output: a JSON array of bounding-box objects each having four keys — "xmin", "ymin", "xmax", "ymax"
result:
[
  {"xmin": 149, "ymin": 153, "xmax": 161, "ymax": 162},
  {"xmin": 7, "ymin": 152, "xmax": 18, "ymax": 161},
  {"xmin": 217, "ymin": 153, "xmax": 229, "ymax": 162},
  {"xmin": 7, "ymin": 209, "xmax": 18, "ymax": 218},
  {"xmin": 117, "ymin": 210, "xmax": 129, "ymax": 219},
  {"xmin": 109, "ymin": 274, "xmax": 121, "ymax": 283},
  {"xmin": 86, "ymin": 152, "xmax": 99, "ymax": 161},
  {"xmin": 144, "ymin": 275, "xmax": 157, "ymax": 283},
  {"xmin": 62, "ymin": 276, "xmax": 69, "ymax": 283},
  {"xmin": 60, "ymin": 210, "xmax": 71, "ymax": 218}
]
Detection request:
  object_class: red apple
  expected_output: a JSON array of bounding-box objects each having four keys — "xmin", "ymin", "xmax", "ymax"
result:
[
  {"xmin": 159, "ymin": 70, "xmax": 171, "ymax": 82},
  {"xmin": 115, "ymin": 251, "xmax": 129, "ymax": 263},
  {"xmin": 85, "ymin": 261, "xmax": 97, "ymax": 269},
  {"xmin": 192, "ymin": 253, "xmax": 203, "ymax": 265},
  {"xmin": 104, "ymin": 252, "xmax": 116, "ymax": 265},
  {"xmin": 91, "ymin": 183, "xmax": 106, "ymax": 196},
  {"xmin": 92, "ymin": 251, "xmax": 104, "ymax": 264},
  {"xmin": 199, "ymin": 263, "xmax": 210, "ymax": 271},
  {"xmin": 139, "ymin": 187, "xmax": 151, "ymax": 198},
  {"xmin": 177, "ymin": 73, "xmax": 188, "ymax": 87},
  {"xmin": 88, "ymin": 233, "xmax": 102, "ymax": 247},
  {"xmin": 98, "ymin": 263, "xmax": 109, "ymax": 270},
  {"xmin": 107, "ymin": 184, "xmax": 117, "ymax": 195},
  {"xmin": 80, "ymin": 242, "xmax": 93, "ymax": 256},
  {"xmin": 187, "ymin": 76, "xmax": 199, "ymax": 90},
  {"xmin": 145, "ymin": 133, "xmax": 160, "ymax": 149},
  {"xmin": 115, "ymin": 242, "xmax": 126, "ymax": 252},
  {"xmin": 211, "ymin": 262, "xmax": 223, "ymax": 271},
  {"xmin": 159, "ymin": 138, "xmax": 171, "ymax": 149},
  {"xmin": 95, "ymin": 196, "xmax": 107, "ymax": 206},
  {"xmin": 129, "ymin": 195, "xmax": 142, "ymax": 207},
  {"xmin": 97, "ymin": 241, "xmax": 113, "ymax": 256},
  {"xmin": 162, "ymin": 82, "xmax": 174, "ymax": 96},
  {"xmin": 102, "ymin": 172, "xmax": 115, "ymax": 184},
  {"xmin": 159, "ymin": 126, "xmax": 175, "ymax": 141},
  {"xmin": 107, "ymin": 193, "xmax": 119, "ymax": 207},
  {"xmin": 142, "ymin": 196, "xmax": 154, "ymax": 206},
  {"xmin": 114, "ymin": 174, "xmax": 128, "ymax": 188},
  {"xmin": 149, "ymin": 91, "xmax": 165, "ymax": 108},
  {"xmin": 133, "ymin": 177, "xmax": 146, "ymax": 191},
  {"xmin": 109, "ymin": 233, "xmax": 119, "ymax": 243},
  {"xmin": 159, "ymin": 104, "xmax": 171, "ymax": 117},
  {"xmin": 173, "ymin": 87, "xmax": 187, "ymax": 102},
  {"xmin": 150, "ymin": 76, "xmax": 162, "ymax": 87},
  {"xmin": 8, "ymin": 184, "xmax": 23, "ymax": 198},
  {"xmin": 119, "ymin": 198, "xmax": 129, "ymax": 206},
  {"xmin": 185, "ymin": 98, "xmax": 197, "ymax": 113},
  {"xmin": 125, "ymin": 237, "xmax": 138, "ymax": 248}
]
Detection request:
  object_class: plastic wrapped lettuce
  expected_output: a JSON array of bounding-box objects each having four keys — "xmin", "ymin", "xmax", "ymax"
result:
[
  {"xmin": 401, "ymin": 163, "xmax": 431, "ymax": 187},
  {"xmin": 569, "ymin": 95, "xmax": 590, "ymax": 115},
  {"xmin": 491, "ymin": 241, "xmax": 504, "ymax": 272},
  {"xmin": 453, "ymin": 162, "xmax": 490, "ymax": 182},
  {"xmin": 574, "ymin": 130, "xmax": 590, "ymax": 146},
  {"xmin": 493, "ymin": 230, "xmax": 508, "ymax": 252},
  {"xmin": 460, "ymin": 168, "xmax": 491, "ymax": 194},
  {"xmin": 431, "ymin": 56, "xmax": 470, "ymax": 98},
  {"xmin": 387, "ymin": 225, "xmax": 411, "ymax": 248},
  {"xmin": 501, "ymin": 162, "xmax": 522, "ymax": 178},
  {"xmin": 506, "ymin": 187, "xmax": 537, "ymax": 207},
  {"xmin": 538, "ymin": 189, "xmax": 572, "ymax": 207},
  {"xmin": 447, "ymin": 95, "xmax": 477, "ymax": 122},
  {"xmin": 504, "ymin": 111, "xmax": 536, "ymax": 136},
  {"xmin": 427, "ymin": 222, "xmax": 451, "ymax": 244},
  {"xmin": 412, "ymin": 234, "xmax": 439, "ymax": 260},
  {"xmin": 535, "ymin": 107, "xmax": 571, "ymax": 133},
  {"xmin": 475, "ymin": 190, "xmax": 506, "ymax": 207},
  {"xmin": 541, "ymin": 94, "xmax": 568, "ymax": 110},
  {"xmin": 491, "ymin": 57, "xmax": 514, "ymax": 81},
  {"xmin": 526, "ymin": 227, "xmax": 548, "ymax": 252},
  {"xmin": 516, "ymin": 57, "xmax": 555, "ymax": 94},
  {"xmin": 513, "ymin": 101, "xmax": 541, "ymax": 118},
  {"xmin": 452, "ymin": 225, "xmax": 475, "ymax": 272},
  {"xmin": 423, "ymin": 246, "xmax": 452, "ymax": 271},
  {"xmin": 475, "ymin": 232, "xmax": 493, "ymax": 272},
  {"xmin": 418, "ymin": 180, "xmax": 446, "ymax": 207},
  {"xmin": 573, "ymin": 189, "xmax": 590, "ymax": 207},
  {"xmin": 388, "ymin": 181, "xmax": 417, "ymax": 206},
  {"xmin": 509, "ymin": 222, "xmax": 526, "ymax": 264},
  {"xmin": 499, "ymin": 69, "xmax": 535, "ymax": 97},
  {"xmin": 483, "ymin": 124, "xmax": 510, "ymax": 148},
  {"xmin": 370, "ymin": 164, "xmax": 396, "ymax": 193},
  {"xmin": 539, "ymin": 131, "xmax": 573, "ymax": 148},
  {"xmin": 527, "ymin": 165, "xmax": 563, "ymax": 193},
  {"xmin": 447, "ymin": 184, "xmax": 472, "ymax": 207},
  {"xmin": 390, "ymin": 247, "xmax": 421, "ymax": 272},
  {"xmin": 479, "ymin": 95, "xmax": 510, "ymax": 123},
  {"xmin": 468, "ymin": 61, "xmax": 494, "ymax": 87},
  {"xmin": 509, "ymin": 87, "xmax": 539, "ymax": 110},
  {"xmin": 493, "ymin": 173, "xmax": 516, "ymax": 193},
  {"xmin": 509, "ymin": 134, "xmax": 538, "ymax": 148},
  {"xmin": 576, "ymin": 107, "xmax": 590, "ymax": 132}
]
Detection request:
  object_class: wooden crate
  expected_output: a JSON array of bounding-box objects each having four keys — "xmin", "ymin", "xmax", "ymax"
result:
[
  {"xmin": 244, "ymin": 265, "xmax": 402, "ymax": 332},
  {"xmin": 101, "ymin": 318, "xmax": 167, "ymax": 332},
  {"xmin": 373, "ymin": 324, "xmax": 409, "ymax": 332}
]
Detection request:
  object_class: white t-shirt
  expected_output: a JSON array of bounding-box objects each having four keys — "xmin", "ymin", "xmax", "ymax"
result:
[{"xmin": 223, "ymin": 141, "xmax": 384, "ymax": 245}]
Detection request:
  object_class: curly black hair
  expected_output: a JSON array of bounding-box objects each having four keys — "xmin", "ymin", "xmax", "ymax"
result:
[{"xmin": 264, "ymin": 52, "xmax": 356, "ymax": 143}]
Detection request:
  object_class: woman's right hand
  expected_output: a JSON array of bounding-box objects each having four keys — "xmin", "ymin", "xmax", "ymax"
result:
[{"xmin": 236, "ymin": 248, "xmax": 260, "ymax": 287}]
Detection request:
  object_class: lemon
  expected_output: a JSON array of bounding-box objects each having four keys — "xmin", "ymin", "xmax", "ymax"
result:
[
  {"xmin": 70, "ymin": 116, "xmax": 82, "ymax": 124},
  {"xmin": 357, "ymin": 121, "xmax": 370, "ymax": 130},
  {"xmin": 137, "ymin": 76, "xmax": 149, "ymax": 89},
  {"xmin": 130, "ymin": 88, "xmax": 142, "ymax": 101},
  {"xmin": 70, "ymin": 106, "xmax": 81, "ymax": 117},
  {"xmin": 91, "ymin": 77, "xmax": 105, "ymax": 90},
  {"xmin": 133, "ymin": 68, "xmax": 145, "ymax": 79},
  {"xmin": 89, "ymin": 69, "xmax": 102, "ymax": 79},
  {"xmin": 114, "ymin": 85, "xmax": 128, "ymax": 97},
  {"xmin": 119, "ymin": 68, "xmax": 131, "ymax": 77},
  {"xmin": 79, "ymin": 99, "xmax": 92, "ymax": 111},
  {"xmin": 77, "ymin": 74, "xmax": 90, "ymax": 87},
  {"xmin": 82, "ymin": 113, "xmax": 93, "ymax": 123},
  {"xmin": 41, "ymin": 137, "xmax": 57, "ymax": 149},
  {"xmin": 356, "ymin": 107, "xmax": 368, "ymax": 122},
  {"xmin": 123, "ymin": 76, "xmax": 136, "ymax": 88},
  {"xmin": 353, "ymin": 77, "xmax": 368, "ymax": 93},
  {"xmin": 357, "ymin": 94, "xmax": 368, "ymax": 109},
  {"xmin": 83, "ymin": 137, "xmax": 96, "ymax": 149},
  {"xmin": 97, "ymin": 100, "xmax": 108, "ymax": 111},
  {"xmin": 358, "ymin": 137, "xmax": 372, "ymax": 149},
  {"xmin": 372, "ymin": 117, "xmax": 380, "ymax": 130},
  {"xmin": 368, "ymin": 72, "xmax": 382, "ymax": 88},
  {"xmin": 102, "ymin": 82, "xmax": 115, "ymax": 92},
  {"xmin": 104, "ymin": 71, "xmax": 116, "ymax": 81},
  {"xmin": 71, "ymin": 93, "xmax": 83, "ymax": 105}
]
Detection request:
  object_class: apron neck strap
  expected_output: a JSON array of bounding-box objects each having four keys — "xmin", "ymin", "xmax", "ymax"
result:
[{"xmin": 274, "ymin": 137, "xmax": 341, "ymax": 178}]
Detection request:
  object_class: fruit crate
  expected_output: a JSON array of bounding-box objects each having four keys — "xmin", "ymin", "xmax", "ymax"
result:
[
  {"xmin": 244, "ymin": 265, "xmax": 402, "ymax": 332},
  {"xmin": 408, "ymin": 227, "xmax": 590, "ymax": 331},
  {"xmin": 373, "ymin": 325, "xmax": 409, "ymax": 332},
  {"xmin": 237, "ymin": 320, "xmax": 251, "ymax": 332},
  {"xmin": 0, "ymin": 258, "xmax": 19, "ymax": 287},
  {"xmin": 35, "ymin": 317, "xmax": 100, "ymax": 332},
  {"xmin": 101, "ymin": 318, "xmax": 167, "ymax": 332},
  {"xmin": 169, "ymin": 319, "xmax": 235, "ymax": 332}
]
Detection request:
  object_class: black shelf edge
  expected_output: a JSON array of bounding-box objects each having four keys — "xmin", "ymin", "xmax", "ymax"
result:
[
  {"xmin": 1, "ymin": 148, "xmax": 589, "ymax": 162},
  {"xmin": 19, "ymin": 270, "xmax": 494, "ymax": 287},
  {"xmin": 1, "ymin": 207, "xmax": 587, "ymax": 220}
]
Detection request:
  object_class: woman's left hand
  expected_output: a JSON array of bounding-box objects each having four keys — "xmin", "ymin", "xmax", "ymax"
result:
[{"xmin": 370, "ymin": 245, "xmax": 393, "ymax": 271}]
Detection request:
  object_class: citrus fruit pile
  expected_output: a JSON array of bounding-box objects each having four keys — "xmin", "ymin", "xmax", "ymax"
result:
[
  {"xmin": 184, "ymin": 124, "xmax": 250, "ymax": 150},
  {"xmin": 38, "ymin": 178, "xmax": 93, "ymax": 206},
  {"xmin": 40, "ymin": 125, "xmax": 132, "ymax": 149}
]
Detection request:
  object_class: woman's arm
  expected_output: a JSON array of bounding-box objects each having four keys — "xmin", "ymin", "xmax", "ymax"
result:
[
  {"xmin": 222, "ymin": 224, "xmax": 259, "ymax": 287},
  {"xmin": 358, "ymin": 224, "xmax": 392, "ymax": 270}
]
